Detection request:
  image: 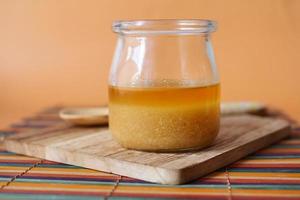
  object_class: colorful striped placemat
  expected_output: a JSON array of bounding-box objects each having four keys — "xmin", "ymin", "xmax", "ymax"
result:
[{"xmin": 0, "ymin": 107, "xmax": 299, "ymax": 200}]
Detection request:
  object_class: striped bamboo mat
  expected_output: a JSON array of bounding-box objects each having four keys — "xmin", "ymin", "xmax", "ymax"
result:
[{"xmin": 0, "ymin": 107, "xmax": 299, "ymax": 200}]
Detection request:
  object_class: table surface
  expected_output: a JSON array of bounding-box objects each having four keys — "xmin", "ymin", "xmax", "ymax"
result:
[{"xmin": 0, "ymin": 107, "xmax": 299, "ymax": 200}]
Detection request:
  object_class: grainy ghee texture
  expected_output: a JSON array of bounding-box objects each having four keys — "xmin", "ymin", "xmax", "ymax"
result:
[{"xmin": 109, "ymin": 83, "xmax": 220, "ymax": 152}]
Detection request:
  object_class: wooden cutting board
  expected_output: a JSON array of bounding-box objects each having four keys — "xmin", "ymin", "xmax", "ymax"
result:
[{"xmin": 3, "ymin": 115, "xmax": 290, "ymax": 185}]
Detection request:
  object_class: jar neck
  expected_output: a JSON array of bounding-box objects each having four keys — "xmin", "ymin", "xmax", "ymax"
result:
[{"xmin": 113, "ymin": 19, "xmax": 217, "ymax": 36}]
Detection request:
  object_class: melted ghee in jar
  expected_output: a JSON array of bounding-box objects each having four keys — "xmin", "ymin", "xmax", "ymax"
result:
[{"xmin": 108, "ymin": 82, "xmax": 220, "ymax": 152}]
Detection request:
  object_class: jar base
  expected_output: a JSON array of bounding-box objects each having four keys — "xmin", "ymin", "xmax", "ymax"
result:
[{"xmin": 121, "ymin": 143, "xmax": 214, "ymax": 153}]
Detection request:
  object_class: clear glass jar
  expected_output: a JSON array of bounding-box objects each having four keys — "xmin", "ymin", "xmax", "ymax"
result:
[{"xmin": 108, "ymin": 19, "xmax": 220, "ymax": 152}]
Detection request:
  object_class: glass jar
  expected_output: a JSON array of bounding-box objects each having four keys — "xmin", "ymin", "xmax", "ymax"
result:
[{"xmin": 108, "ymin": 19, "xmax": 220, "ymax": 152}]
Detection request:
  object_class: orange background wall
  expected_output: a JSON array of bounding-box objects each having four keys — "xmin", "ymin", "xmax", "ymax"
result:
[{"xmin": 1, "ymin": 0, "xmax": 299, "ymax": 127}]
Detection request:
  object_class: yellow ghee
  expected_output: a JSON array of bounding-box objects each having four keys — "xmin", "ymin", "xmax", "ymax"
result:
[{"xmin": 109, "ymin": 83, "xmax": 220, "ymax": 152}]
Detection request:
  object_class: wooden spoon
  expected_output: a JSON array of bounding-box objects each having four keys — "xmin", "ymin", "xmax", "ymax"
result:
[
  {"xmin": 59, "ymin": 107, "xmax": 109, "ymax": 126},
  {"xmin": 221, "ymin": 102, "xmax": 266, "ymax": 115}
]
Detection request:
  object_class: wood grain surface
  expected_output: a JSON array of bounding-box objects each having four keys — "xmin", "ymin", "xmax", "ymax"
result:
[{"xmin": 3, "ymin": 115, "xmax": 290, "ymax": 184}]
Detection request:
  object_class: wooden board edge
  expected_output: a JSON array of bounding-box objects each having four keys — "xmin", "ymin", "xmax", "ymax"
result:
[
  {"xmin": 175, "ymin": 119, "xmax": 291, "ymax": 184},
  {"xmin": 4, "ymin": 139, "xmax": 46, "ymax": 158},
  {"xmin": 4, "ymin": 138, "xmax": 183, "ymax": 184},
  {"xmin": 43, "ymin": 146, "xmax": 181, "ymax": 184}
]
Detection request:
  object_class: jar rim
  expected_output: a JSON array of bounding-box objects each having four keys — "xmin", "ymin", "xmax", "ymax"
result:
[{"xmin": 112, "ymin": 19, "xmax": 217, "ymax": 35}]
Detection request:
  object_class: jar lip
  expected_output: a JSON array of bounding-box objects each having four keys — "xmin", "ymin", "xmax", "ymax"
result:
[{"xmin": 112, "ymin": 19, "xmax": 217, "ymax": 35}]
